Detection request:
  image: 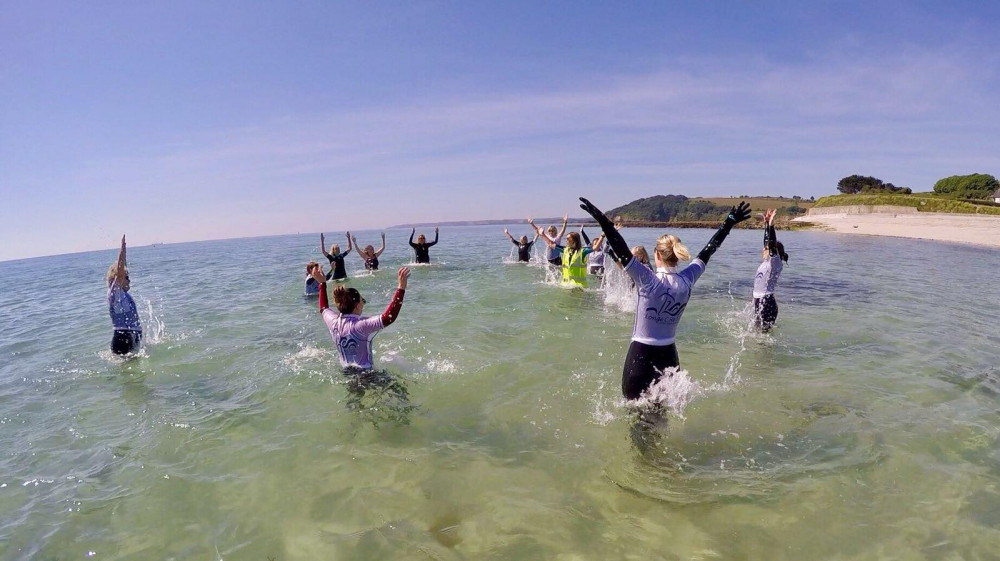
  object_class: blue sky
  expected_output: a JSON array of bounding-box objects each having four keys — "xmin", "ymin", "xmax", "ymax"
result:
[{"xmin": 2, "ymin": 1, "xmax": 998, "ymax": 260}]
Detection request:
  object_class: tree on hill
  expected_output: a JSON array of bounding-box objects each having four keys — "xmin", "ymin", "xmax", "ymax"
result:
[
  {"xmin": 932, "ymin": 173, "xmax": 999, "ymax": 200},
  {"xmin": 837, "ymin": 175, "xmax": 911, "ymax": 194}
]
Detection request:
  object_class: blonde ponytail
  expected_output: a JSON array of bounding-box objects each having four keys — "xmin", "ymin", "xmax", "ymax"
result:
[{"xmin": 655, "ymin": 234, "xmax": 690, "ymax": 266}]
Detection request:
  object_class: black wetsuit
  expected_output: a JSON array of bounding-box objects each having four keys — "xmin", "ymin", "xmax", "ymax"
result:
[
  {"xmin": 325, "ymin": 249, "xmax": 351, "ymax": 280},
  {"xmin": 409, "ymin": 231, "xmax": 438, "ymax": 264},
  {"xmin": 753, "ymin": 222, "xmax": 784, "ymax": 331},
  {"xmin": 364, "ymin": 256, "xmax": 379, "ymax": 271},
  {"xmin": 512, "ymin": 239, "xmax": 535, "ymax": 262},
  {"xmin": 581, "ymin": 197, "xmax": 750, "ymax": 399}
]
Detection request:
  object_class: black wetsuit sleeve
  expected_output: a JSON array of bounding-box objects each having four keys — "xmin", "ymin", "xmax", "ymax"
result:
[
  {"xmin": 580, "ymin": 228, "xmax": 590, "ymax": 246},
  {"xmin": 599, "ymin": 225, "xmax": 631, "ymax": 268},
  {"xmin": 764, "ymin": 223, "xmax": 777, "ymax": 254},
  {"xmin": 511, "ymin": 238, "xmax": 519, "ymax": 246},
  {"xmin": 579, "ymin": 197, "xmax": 633, "ymax": 267},
  {"xmin": 696, "ymin": 202, "xmax": 751, "ymax": 264},
  {"xmin": 408, "ymin": 231, "xmax": 416, "ymax": 248},
  {"xmin": 428, "ymin": 231, "xmax": 438, "ymax": 247}
]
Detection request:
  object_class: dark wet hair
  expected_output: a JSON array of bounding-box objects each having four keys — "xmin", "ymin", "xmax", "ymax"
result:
[
  {"xmin": 332, "ymin": 285, "xmax": 363, "ymax": 313},
  {"xmin": 775, "ymin": 241, "xmax": 789, "ymax": 263}
]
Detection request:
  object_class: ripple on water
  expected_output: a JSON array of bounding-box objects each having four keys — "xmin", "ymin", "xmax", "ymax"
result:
[{"xmin": 605, "ymin": 398, "xmax": 885, "ymax": 506}]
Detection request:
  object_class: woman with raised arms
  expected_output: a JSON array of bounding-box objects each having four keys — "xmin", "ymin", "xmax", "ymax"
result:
[
  {"xmin": 351, "ymin": 233, "xmax": 386, "ymax": 271},
  {"xmin": 538, "ymin": 229, "xmax": 592, "ymax": 288},
  {"xmin": 309, "ymin": 266, "xmax": 411, "ymax": 370},
  {"xmin": 753, "ymin": 209, "xmax": 789, "ymax": 332},
  {"xmin": 579, "ymin": 227, "xmax": 606, "ymax": 276},
  {"xmin": 527, "ymin": 215, "xmax": 568, "ymax": 266},
  {"xmin": 106, "ymin": 235, "xmax": 142, "ymax": 355},
  {"xmin": 579, "ymin": 197, "xmax": 751, "ymax": 399},
  {"xmin": 320, "ymin": 232, "xmax": 352, "ymax": 281},
  {"xmin": 409, "ymin": 227, "xmax": 439, "ymax": 264},
  {"xmin": 503, "ymin": 228, "xmax": 539, "ymax": 263}
]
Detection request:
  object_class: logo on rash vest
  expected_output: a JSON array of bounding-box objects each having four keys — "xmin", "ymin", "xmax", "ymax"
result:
[
  {"xmin": 338, "ymin": 337, "xmax": 360, "ymax": 363},
  {"xmin": 645, "ymin": 292, "xmax": 687, "ymax": 322}
]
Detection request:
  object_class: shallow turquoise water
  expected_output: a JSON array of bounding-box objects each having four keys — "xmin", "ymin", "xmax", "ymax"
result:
[{"xmin": 2, "ymin": 226, "xmax": 999, "ymax": 560}]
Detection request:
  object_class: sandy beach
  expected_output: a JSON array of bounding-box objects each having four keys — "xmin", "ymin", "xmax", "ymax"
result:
[{"xmin": 794, "ymin": 207, "xmax": 1000, "ymax": 248}]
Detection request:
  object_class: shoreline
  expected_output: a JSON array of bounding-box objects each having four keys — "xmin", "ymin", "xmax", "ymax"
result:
[{"xmin": 793, "ymin": 210, "xmax": 1000, "ymax": 248}]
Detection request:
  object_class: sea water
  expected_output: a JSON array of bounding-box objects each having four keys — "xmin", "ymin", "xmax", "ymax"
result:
[{"xmin": 1, "ymin": 226, "xmax": 998, "ymax": 560}]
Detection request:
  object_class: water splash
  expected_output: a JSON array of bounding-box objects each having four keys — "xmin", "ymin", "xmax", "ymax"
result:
[
  {"xmin": 709, "ymin": 288, "xmax": 774, "ymax": 391},
  {"xmin": 601, "ymin": 263, "xmax": 636, "ymax": 313},
  {"xmin": 627, "ymin": 366, "xmax": 701, "ymax": 419},
  {"xmin": 501, "ymin": 246, "xmax": 522, "ymax": 264},
  {"xmin": 140, "ymin": 297, "xmax": 166, "ymax": 345}
]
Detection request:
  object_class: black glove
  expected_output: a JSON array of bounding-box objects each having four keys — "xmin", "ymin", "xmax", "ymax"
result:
[
  {"xmin": 698, "ymin": 200, "xmax": 752, "ymax": 264},
  {"xmin": 579, "ymin": 197, "xmax": 631, "ymax": 267},
  {"xmin": 724, "ymin": 201, "xmax": 752, "ymax": 229}
]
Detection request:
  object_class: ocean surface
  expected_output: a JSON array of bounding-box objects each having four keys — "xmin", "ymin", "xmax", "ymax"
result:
[{"xmin": 2, "ymin": 225, "xmax": 999, "ymax": 560}]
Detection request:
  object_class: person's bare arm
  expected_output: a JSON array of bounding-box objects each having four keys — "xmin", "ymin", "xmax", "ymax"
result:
[
  {"xmin": 351, "ymin": 236, "xmax": 365, "ymax": 259},
  {"xmin": 374, "ymin": 233, "xmax": 386, "ymax": 257},
  {"xmin": 320, "ymin": 233, "xmax": 332, "ymax": 259},
  {"xmin": 342, "ymin": 232, "xmax": 353, "ymax": 257},
  {"xmin": 555, "ymin": 214, "xmax": 568, "ymax": 239},
  {"xmin": 113, "ymin": 235, "xmax": 128, "ymax": 286}
]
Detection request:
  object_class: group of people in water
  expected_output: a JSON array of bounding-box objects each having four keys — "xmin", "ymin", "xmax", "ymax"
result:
[{"xmin": 105, "ymin": 199, "xmax": 788, "ymax": 403}]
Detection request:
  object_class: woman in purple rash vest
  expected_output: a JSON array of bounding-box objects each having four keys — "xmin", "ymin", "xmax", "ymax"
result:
[{"xmin": 579, "ymin": 197, "xmax": 751, "ymax": 399}]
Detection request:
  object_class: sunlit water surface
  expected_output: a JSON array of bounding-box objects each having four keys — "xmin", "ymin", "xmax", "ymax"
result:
[{"xmin": 2, "ymin": 226, "xmax": 998, "ymax": 560}]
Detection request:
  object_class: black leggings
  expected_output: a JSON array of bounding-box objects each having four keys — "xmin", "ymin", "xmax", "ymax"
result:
[
  {"xmin": 622, "ymin": 341, "xmax": 679, "ymax": 399},
  {"xmin": 111, "ymin": 330, "xmax": 142, "ymax": 355},
  {"xmin": 754, "ymin": 295, "xmax": 778, "ymax": 331}
]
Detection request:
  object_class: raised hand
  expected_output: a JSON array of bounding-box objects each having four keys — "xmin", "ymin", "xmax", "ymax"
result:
[
  {"xmin": 726, "ymin": 201, "xmax": 752, "ymax": 226},
  {"xmin": 503, "ymin": 228, "xmax": 509, "ymax": 234},
  {"xmin": 434, "ymin": 227, "xmax": 439, "ymax": 234},
  {"xmin": 578, "ymin": 197, "xmax": 611, "ymax": 227},
  {"xmin": 397, "ymin": 267, "xmax": 410, "ymax": 289}
]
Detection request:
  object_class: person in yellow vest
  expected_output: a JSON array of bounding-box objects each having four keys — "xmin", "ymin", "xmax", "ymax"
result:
[{"xmin": 538, "ymin": 230, "xmax": 592, "ymax": 287}]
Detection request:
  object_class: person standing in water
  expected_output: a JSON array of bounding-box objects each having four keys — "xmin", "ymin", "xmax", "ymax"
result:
[
  {"xmin": 579, "ymin": 227, "xmax": 606, "ymax": 276},
  {"xmin": 503, "ymin": 228, "xmax": 539, "ymax": 262},
  {"xmin": 309, "ymin": 265, "xmax": 410, "ymax": 370},
  {"xmin": 527, "ymin": 215, "xmax": 568, "ymax": 266},
  {"xmin": 320, "ymin": 232, "xmax": 352, "ymax": 281},
  {"xmin": 304, "ymin": 262, "xmax": 323, "ymax": 296},
  {"xmin": 753, "ymin": 209, "xmax": 788, "ymax": 332},
  {"xmin": 106, "ymin": 235, "xmax": 142, "ymax": 355},
  {"xmin": 538, "ymin": 230, "xmax": 592, "ymax": 287},
  {"xmin": 579, "ymin": 197, "xmax": 751, "ymax": 399},
  {"xmin": 409, "ymin": 227, "xmax": 439, "ymax": 264},
  {"xmin": 631, "ymin": 246, "xmax": 652, "ymax": 270},
  {"xmin": 352, "ymin": 233, "xmax": 386, "ymax": 271}
]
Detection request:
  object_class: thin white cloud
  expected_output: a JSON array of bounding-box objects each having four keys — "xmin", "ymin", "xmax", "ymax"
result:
[{"xmin": 4, "ymin": 44, "xmax": 998, "ymax": 260}]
